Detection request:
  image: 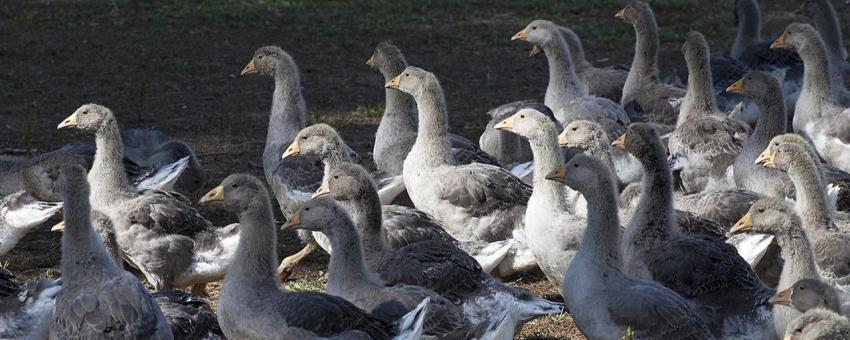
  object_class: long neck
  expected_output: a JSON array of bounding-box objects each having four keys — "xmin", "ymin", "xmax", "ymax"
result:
[
  {"xmin": 580, "ymin": 174, "xmax": 622, "ymax": 262},
  {"xmin": 336, "ymin": 192, "xmax": 389, "ymax": 268},
  {"xmin": 321, "ymin": 143, "xmax": 354, "ymax": 177},
  {"xmin": 231, "ymin": 199, "xmax": 279, "ymax": 286},
  {"xmin": 325, "ymin": 219, "xmax": 381, "ymax": 296},
  {"xmin": 561, "ymin": 28, "xmax": 592, "ymax": 70},
  {"xmin": 788, "ymin": 154, "xmax": 833, "ymax": 234},
  {"xmin": 89, "ymin": 123, "xmax": 133, "ymax": 207},
  {"xmin": 625, "ymin": 17, "xmax": 660, "ymax": 94},
  {"xmin": 529, "ymin": 126, "xmax": 569, "ymax": 211},
  {"xmin": 632, "ymin": 144, "xmax": 676, "ymax": 237},
  {"xmin": 731, "ymin": 0, "xmax": 762, "ymax": 59},
  {"xmin": 776, "ymin": 227, "xmax": 821, "ymax": 288},
  {"xmin": 379, "ymin": 59, "xmax": 418, "ymax": 131},
  {"xmin": 811, "ymin": 0, "xmax": 847, "ymax": 62},
  {"xmin": 544, "ymin": 34, "xmax": 588, "ymax": 103},
  {"xmin": 411, "ymin": 86, "xmax": 453, "ymax": 166},
  {"xmin": 799, "ymin": 36, "xmax": 836, "ymax": 99},
  {"xmin": 264, "ymin": 65, "xmax": 306, "ymax": 163},
  {"xmin": 61, "ymin": 183, "xmax": 120, "ymax": 280},
  {"xmin": 750, "ymin": 90, "xmax": 787, "ymax": 146},
  {"xmin": 678, "ymin": 48, "xmax": 718, "ymax": 126}
]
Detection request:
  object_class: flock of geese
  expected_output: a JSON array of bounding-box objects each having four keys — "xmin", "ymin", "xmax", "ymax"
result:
[{"xmin": 4, "ymin": 0, "xmax": 850, "ymax": 339}]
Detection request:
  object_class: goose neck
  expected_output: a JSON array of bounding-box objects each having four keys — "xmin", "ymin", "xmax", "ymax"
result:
[
  {"xmin": 90, "ymin": 123, "xmax": 133, "ymax": 208},
  {"xmin": 632, "ymin": 147, "xmax": 676, "ymax": 235},
  {"xmin": 267, "ymin": 68, "xmax": 306, "ymax": 154},
  {"xmin": 731, "ymin": 0, "xmax": 762, "ymax": 59},
  {"xmin": 336, "ymin": 194, "xmax": 389, "ymax": 267},
  {"xmin": 580, "ymin": 176, "xmax": 622, "ymax": 261},
  {"xmin": 411, "ymin": 87, "xmax": 453, "ymax": 166},
  {"xmin": 811, "ymin": 0, "xmax": 847, "ymax": 62},
  {"xmin": 799, "ymin": 38, "xmax": 835, "ymax": 99},
  {"xmin": 232, "ymin": 199, "xmax": 279, "ymax": 285},
  {"xmin": 325, "ymin": 218, "xmax": 381, "ymax": 296},
  {"xmin": 380, "ymin": 59, "xmax": 418, "ymax": 131},
  {"xmin": 528, "ymin": 129, "xmax": 569, "ymax": 211},
  {"xmin": 543, "ymin": 36, "xmax": 587, "ymax": 103},
  {"xmin": 626, "ymin": 17, "xmax": 660, "ymax": 85},
  {"xmin": 61, "ymin": 184, "xmax": 119, "ymax": 280},
  {"xmin": 787, "ymin": 156, "xmax": 833, "ymax": 233},
  {"xmin": 747, "ymin": 93, "xmax": 787, "ymax": 150},
  {"xmin": 776, "ymin": 228, "xmax": 820, "ymax": 288},
  {"xmin": 321, "ymin": 144, "xmax": 354, "ymax": 178},
  {"xmin": 678, "ymin": 49, "xmax": 718, "ymax": 126}
]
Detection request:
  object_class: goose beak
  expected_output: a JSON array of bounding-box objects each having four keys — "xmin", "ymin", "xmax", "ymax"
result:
[
  {"xmin": 545, "ymin": 165, "xmax": 567, "ymax": 183},
  {"xmin": 615, "ymin": 8, "xmax": 626, "ymax": 20},
  {"xmin": 770, "ymin": 288, "xmax": 792, "ymax": 306},
  {"xmin": 529, "ymin": 45, "xmax": 542, "ymax": 57},
  {"xmin": 726, "ymin": 78, "xmax": 744, "ymax": 94},
  {"xmin": 313, "ymin": 181, "xmax": 330, "ymax": 198},
  {"xmin": 51, "ymin": 221, "xmax": 65, "ymax": 232},
  {"xmin": 366, "ymin": 54, "xmax": 375, "ymax": 67},
  {"xmin": 611, "ymin": 134, "xmax": 626, "ymax": 149},
  {"xmin": 281, "ymin": 210, "xmax": 301, "ymax": 230},
  {"xmin": 729, "ymin": 212, "xmax": 753, "ymax": 235},
  {"xmin": 755, "ymin": 148, "xmax": 776, "ymax": 168},
  {"xmin": 241, "ymin": 59, "xmax": 257, "ymax": 76},
  {"xmin": 282, "ymin": 140, "xmax": 301, "ymax": 160},
  {"xmin": 57, "ymin": 113, "xmax": 78, "ymax": 129},
  {"xmin": 200, "ymin": 186, "xmax": 224, "ymax": 205},
  {"xmin": 385, "ymin": 74, "xmax": 402, "ymax": 89},
  {"xmin": 558, "ymin": 131, "xmax": 569, "ymax": 147},
  {"xmin": 771, "ymin": 34, "xmax": 786, "ymax": 49},
  {"xmin": 511, "ymin": 27, "xmax": 529, "ymax": 41},
  {"xmin": 494, "ymin": 116, "xmax": 515, "ymax": 131}
]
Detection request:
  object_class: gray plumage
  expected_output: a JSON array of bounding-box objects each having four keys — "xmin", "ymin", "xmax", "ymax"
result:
[
  {"xmin": 51, "ymin": 165, "xmax": 172, "ymax": 339},
  {"xmin": 479, "ymin": 100, "xmax": 551, "ymax": 166},
  {"xmin": 731, "ymin": 0, "xmax": 802, "ymax": 70},
  {"xmin": 779, "ymin": 279, "xmax": 842, "ymax": 315},
  {"xmin": 785, "ymin": 308, "xmax": 850, "ymax": 340},
  {"xmin": 0, "ymin": 267, "xmax": 61, "ymax": 339},
  {"xmin": 0, "ymin": 190, "xmax": 63, "ymax": 256},
  {"xmin": 558, "ymin": 26, "xmax": 628, "ymax": 103}
]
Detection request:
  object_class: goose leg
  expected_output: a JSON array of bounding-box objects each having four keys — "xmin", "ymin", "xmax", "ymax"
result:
[{"xmin": 277, "ymin": 239, "xmax": 319, "ymax": 282}]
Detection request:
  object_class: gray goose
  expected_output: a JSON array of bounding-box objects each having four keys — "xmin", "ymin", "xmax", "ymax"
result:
[
  {"xmin": 558, "ymin": 26, "xmax": 628, "ymax": 103},
  {"xmin": 784, "ymin": 308, "xmax": 850, "ymax": 340},
  {"xmin": 203, "ymin": 174, "xmax": 427, "ymax": 339},
  {"xmin": 0, "ymin": 267, "xmax": 61, "ymax": 339}
]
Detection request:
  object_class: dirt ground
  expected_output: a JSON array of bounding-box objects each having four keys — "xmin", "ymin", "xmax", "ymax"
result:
[{"xmin": 1, "ymin": 1, "xmax": 847, "ymax": 339}]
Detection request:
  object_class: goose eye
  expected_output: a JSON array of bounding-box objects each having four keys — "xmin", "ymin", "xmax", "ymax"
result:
[
  {"xmin": 520, "ymin": 114, "xmax": 525, "ymax": 118},
  {"xmin": 302, "ymin": 136, "xmax": 307, "ymax": 140},
  {"xmin": 304, "ymin": 207, "xmax": 310, "ymax": 211},
  {"xmin": 758, "ymin": 208, "xmax": 764, "ymax": 213},
  {"xmin": 573, "ymin": 163, "xmax": 579, "ymax": 168},
  {"xmin": 799, "ymin": 286, "xmax": 805, "ymax": 290},
  {"xmin": 747, "ymin": 77, "xmax": 752, "ymax": 81},
  {"xmin": 258, "ymin": 55, "xmax": 264, "ymax": 59},
  {"xmin": 333, "ymin": 175, "xmax": 338, "ymax": 179},
  {"xmin": 774, "ymin": 142, "xmax": 779, "ymax": 146},
  {"xmin": 531, "ymin": 26, "xmax": 537, "ymax": 30},
  {"xmin": 405, "ymin": 73, "xmax": 410, "ymax": 77},
  {"xmin": 231, "ymin": 184, "xmax": 239, "ymax": 189},
  {"xmin": 571, "ymin": 127, "xmax": 577, "ymax": 131}
]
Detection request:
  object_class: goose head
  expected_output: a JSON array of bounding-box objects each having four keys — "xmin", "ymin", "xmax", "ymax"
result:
[
  {"xmin": 616, "ymin": 1, "xmax": 655, "ymax": 28},
  {"xmin": 241, "ymin": 46, "xmax": 295, "ymax": 77},
  {"xmin": 682, "ymin": 31, "xmax": 710, "ymax": 64},
  {"xmin": 611, "ymin": 123, "xmax": 664, "ymax": 161},
  {"xmin": 546, "ymin": 154, "xmax": 614, "ymax": 194},
  {"xmin": 756, "ymin": 134, "xmax": 815, "ymax": 172},
  {"xmin": 772, "ymin": 278, "xmax": 841, "ymax": 313},
  {"xmin": 282, "ymin": 124, "xmax": 349, "ymax": 161},
  {"xmin": 282, "ymin": 197, "xmax": 349, "ymax": 235},
  {"xmin": 726, "ymin": 71, "xmax": 781, "ymax": 99},
  {"xmin": 729, "ymin": 198, "xmax": 799, "ymax": 236},
  {"xmin": 200, "ymin": 174, "xmax": 267, "ymax": 214},
  {"xmin": 559, "ymin": 120, "xmax": 610, "ymax": 151},
  {"xmin": 57, "ymin": 104, "xmax": 114, "ymax": 134},
  {"xmin": 384, "ymin": 66, "xmax": 435, "ymax": 98},
  {"xmin": 367, "ymin": 41, "xmax": 406, "ymax": 74},
  {"xmin": 511, "ymin": 19, "xmax": 560, "ymax": 57},
  {"xmin": 772, "ymin": 23, "xmax": 819, "ymax": 51},
  {"xmin": 316, "ymin": 162, "xmax": 375, "ymax": 201},
  {"xmin": 494, "ymin": 108, "xmax": 558, "ymax": 142},
  {"xmin": 784, "ymin": 308, "xmax": 850, "ymax": 340}
]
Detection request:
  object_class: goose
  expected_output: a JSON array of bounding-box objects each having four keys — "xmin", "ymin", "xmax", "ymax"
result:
[
  {"xmin": 53, "ymin": 210, "xmax": 226, "ymax": 339},
  {"xmin": 119, "ymin": 129, "xmax": 206, "ymax": 201},
  {"xmin": 771, "ymin": 279, "xmax": 843, "ymax": 315},
  {"xmin": 799, "ymin": 0, "xmax": 850, "ymax": 87},
  {"xmin": 478, "ymin": 100, "xmax": 549, "ymax": 169},
  {"xmin": 366, "ymin": 41, "xmax": 501, "ymax": 174},
  {"xmin": 313, "ymin": 162, "xmax": 561, "ymax": 331},
  {"xmin": 558, "ymin": 26, "xmax": 628, "ymax": 103},
  {"xmin": 202, "ymin": 174, "xmax": 427, "ymax": 339},
  {"xmin": 668, "ymin": 31, "xmax": 751, "ymax": 194},
  {"xmin": 731, "ymin": 0, "xmax": 802, "ymax": 70},
  {"xmin": 757, "ymin": 134, "xmax": 850, "ymax": 286},
  {"xmin": 278, "ymin": 123, "xmax": 514, "ymax": 277},
  {"xmin": 50, "ymin": 164, "xmax": 172, "ymax": 339},
  {"xmin": 0, "ymin": 190, "xmax": 63, "ymax": 256},
  {"xmin": 615, "ymin": 123, "xmax": 774, "ymax": 337},
  {"xmin": 285, "ymin": 196, "xmax": 482, "ymax": 339},
  {"xmin": 494, "ymin": 108, "xmax": 583, "ymax": 290},
  {"xmin": 784, "ymin": 308, "xmax": 850, "ymax": 339},
  {"xmin": 240, "ymin": 46, "xmax": 323, "ymax": 217},
  {"xmin": 559, "ymin": 119, "xmax": 642, "ymax": 188},
  {"xmin": 0, "ymin": 267, "xmax": 61, "ymax": 339},
  {"xmin": 512, "ymin": 19, "xmax": 630, "ymax": 138},
  {"xmin": 772, "ymin": 23, "xmax": 850, "ymax": 173},
  {"xmin": 729, "ymin": 198, "xmax": 820, "ymax": 337},
  {"xmin": 57, "ymin": 104, "xmax": 236, "ymax": 294},
  {"xmin": 547, "ymin": 154, "xmax": 714, "ymax": 339},
  {"xmin": 386, "ymin": 66, "xmax": 531, "ymax": 242},
  {"xmin": 616, "ymin": 1, "xmax": 686, "ymax": 125}
]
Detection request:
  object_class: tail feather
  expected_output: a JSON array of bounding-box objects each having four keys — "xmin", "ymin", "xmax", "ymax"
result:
[{"xmin": 393, "ymin": 297, "xmax": 429, "ymax": 340}]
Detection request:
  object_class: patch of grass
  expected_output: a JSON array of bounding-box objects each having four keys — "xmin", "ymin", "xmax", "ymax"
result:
[
  {"xmin": 350, "ymin": 104, "xmax": 384, "ymax": 119},
  {"xmin": 308, "ymin": 114, "xmax": 346, "ymax": 127}
]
